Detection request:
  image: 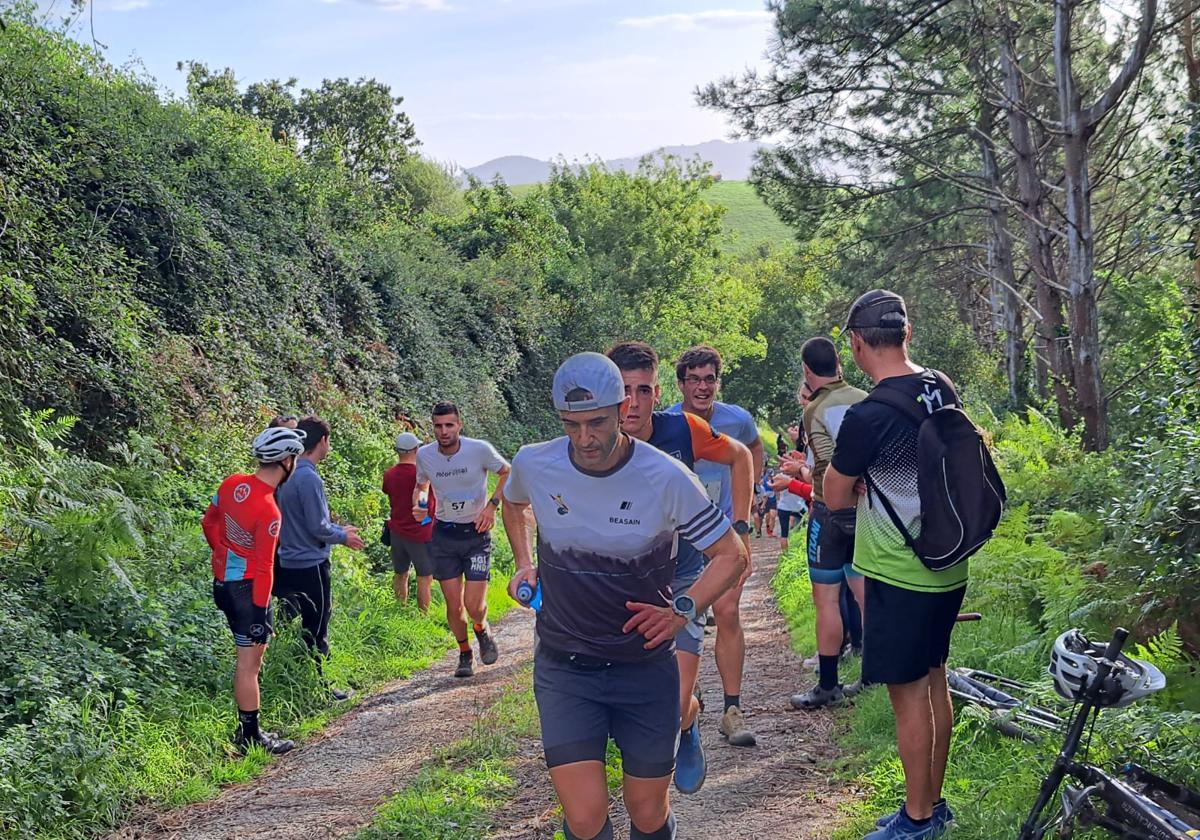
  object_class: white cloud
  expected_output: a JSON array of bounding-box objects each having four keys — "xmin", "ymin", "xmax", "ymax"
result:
[
  {"xmin": 107, "ymin": 0, "xmax": 151, "ymax": 11},
  {"xmin": 618, "ymin": 9, "xmax": 771, "ymax": 31},
  {"xmin": 318, "ymin": 0, "xmax": 449, "ymax": 9}
]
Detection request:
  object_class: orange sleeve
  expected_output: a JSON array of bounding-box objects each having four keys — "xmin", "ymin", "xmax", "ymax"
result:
[
  {"xmin": 685, "ymin": 413, "xmax": 737, "ymax": 464},
  {"xmin": 201, "ymin": 494, "xmax": 221, "ymax": 552}
]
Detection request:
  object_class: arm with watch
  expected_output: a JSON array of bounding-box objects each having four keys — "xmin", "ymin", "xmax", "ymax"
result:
[
  {"xmin": 472, "ymin": 465, "xmax": 511, "ymax": 533},
  {"xmin": 624, "ymin": 526, "xmax": 749, "ymax": 649}
]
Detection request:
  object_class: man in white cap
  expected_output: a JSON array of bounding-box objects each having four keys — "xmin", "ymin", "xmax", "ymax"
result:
[
  {"xmin": 382, "ymin": 431, "xmax": 436, "ymax": 612},
  {"xmin": 501, "ymin": 352, "xmax": 749, "ymax": 840}
]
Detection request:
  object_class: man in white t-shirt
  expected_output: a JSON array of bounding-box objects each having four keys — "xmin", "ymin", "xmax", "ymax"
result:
[
  {"xmin": 414, "ymin": 402, "xmax": 510, "ymax": 678},
  {"xmin": 502, "ymin": 353, "xmax": 748, "ymax": 840}
]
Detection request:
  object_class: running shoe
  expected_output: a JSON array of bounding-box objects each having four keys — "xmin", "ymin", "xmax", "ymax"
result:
[
  {"xmin": 876, "ymin": 800, "xmax": 954, "ymax": 829},
  {"xmin": 330, "ymin": 687, "xmax": 354, "ymax": 702},
  {"xmin": 476, "ymin": 629, "xmax": 499, "ymax": 665},
  {"xmin": 234, "ymin": 728, "xmax": 295, "ymax": 756},
  {"xmin": 718, "ymin": 705, "xmax": 757, "ymax": 747},
  {"xmin": 454, "ymin": 650, "xmax": 474, "ymax": 678},
  {"xmin": 790, "ymin": 684, "xmax": 846, "ymax": 709},
  {"xmin": 843, "ymin": 680, "xmax": 864, "ymax": 698},
  {"xmin": 868, "ymin": 801, "xmax": 950, "ymax": 835},
  {"xmin": 802, "ymin": 652, "xmax": 820, "ymax": 671},
  {"xmin": 674, "ymin": 723, "xmax": 707, "ymax": 794}
]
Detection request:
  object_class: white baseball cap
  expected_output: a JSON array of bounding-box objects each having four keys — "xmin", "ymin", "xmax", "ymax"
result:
[
  {"xmin": 552, "ymin": 352, "xmax": 627, "ymax": 412},
  {"xmin": 394, "ymin": 432, "xmax": 422, "ymax": 451}
]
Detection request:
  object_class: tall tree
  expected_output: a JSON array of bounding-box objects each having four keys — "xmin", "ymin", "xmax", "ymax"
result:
[{"xmin": 1053, "ymin": 0, "xmax": 1158, "ymax": 450}]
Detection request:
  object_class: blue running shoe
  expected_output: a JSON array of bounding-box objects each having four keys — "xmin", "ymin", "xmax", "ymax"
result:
[
  {"xmin": 862, "ymin": 807, "xmax": 946, "ymax": 839},
  {"xmin": 876, "ymin": 800, "xmax": 953, "ymax": 829},
  {"xmin": 674, "ymin": 723, "xmax": 706, "ymax": 794}
]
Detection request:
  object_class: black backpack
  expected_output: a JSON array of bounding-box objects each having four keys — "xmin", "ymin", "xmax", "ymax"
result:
[{"xmin": 864, "ymin": 373, "xmax": 1006, "ymax": 571}]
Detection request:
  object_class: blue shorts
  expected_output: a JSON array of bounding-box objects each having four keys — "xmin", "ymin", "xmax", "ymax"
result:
[
  {"xmin": 807, "ymin": 502, "xmax": 861, "ymax": 586},
  {"xmin": 671, "ymin": 573, "xmax": 704, "ymax": 657},
  {"xmin": 534, "ymin": 645, "xmax": 680, "ymax": 779}
]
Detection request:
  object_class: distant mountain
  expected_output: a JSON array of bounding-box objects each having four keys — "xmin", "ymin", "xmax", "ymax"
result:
[{"xmin": 465, "ymin": 140, "xmax": 770, "ymax": 186}]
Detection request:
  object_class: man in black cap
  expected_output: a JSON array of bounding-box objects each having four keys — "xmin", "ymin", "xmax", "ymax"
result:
[{"xmin": 822, "ymin": 290, "xmax": 966, "ymax": 840}]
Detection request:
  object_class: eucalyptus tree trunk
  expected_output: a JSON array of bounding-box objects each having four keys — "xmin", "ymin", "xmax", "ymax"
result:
[
  {"xmin": 978, "ymin": 100, "xmax": 1026, "ymax": 408},
  {"xmin": 1053, "ymin": 0, "xmax": 1158, "ymax": 451},
  {"xmin": 998, "ymin": 21, "xmax": 1074, "ymax": 422}
]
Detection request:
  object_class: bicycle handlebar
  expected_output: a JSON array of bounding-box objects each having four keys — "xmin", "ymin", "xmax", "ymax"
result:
[{"xmin": 1102, "ymin": 627, "xmax": 1129, "ymax": 662}]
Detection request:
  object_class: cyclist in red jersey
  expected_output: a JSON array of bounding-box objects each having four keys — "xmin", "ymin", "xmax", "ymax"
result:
[{"xmin": 202, "ymin": 426, "xmax": 305, "ymax": 755}]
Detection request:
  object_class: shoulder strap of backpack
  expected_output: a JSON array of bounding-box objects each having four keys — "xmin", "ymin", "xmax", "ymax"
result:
[
  {"xmin": 864, "ymin": 385, "xmax": 929, "ymax": 427},
  {"xmin": 863, "ymin": 472, "xmax": 919, "ymax": 552}
]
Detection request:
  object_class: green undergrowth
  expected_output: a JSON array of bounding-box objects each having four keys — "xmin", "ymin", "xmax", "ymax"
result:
[
  {"xmin": 771, "ymin": 415, "xmax": 1200, "ymax": 840},
  {"xmin": 355, "ymin": 671, "xmax": 537, "ymax": 840}
]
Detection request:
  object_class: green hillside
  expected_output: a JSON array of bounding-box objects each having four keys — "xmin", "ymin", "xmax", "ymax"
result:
[
  {"xmin": 703, "ymin": 180, "xmax": 795, "ymax": 256},
  {"xmin": 512, "ymin": 179, "xmax": 794, "ymax": 255}
]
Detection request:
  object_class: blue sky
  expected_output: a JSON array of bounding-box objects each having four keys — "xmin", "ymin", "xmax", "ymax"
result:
[{"xmin": 55, "ymin": 0, "xmax": 774, "ymax": 167}]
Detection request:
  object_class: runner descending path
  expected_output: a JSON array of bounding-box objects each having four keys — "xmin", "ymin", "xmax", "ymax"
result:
[
  {"xmin": 110, "ymin": 538, "xmax": 851, "ymax": 840},
  {"xmin": 494, "ymin": 536, "xmax": 854, "ymax": 840}
]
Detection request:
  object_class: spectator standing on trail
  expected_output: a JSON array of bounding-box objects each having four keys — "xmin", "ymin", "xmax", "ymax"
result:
[
  {"xmin": 791, "ymin": 336, "xmax": 869, "ymax": 709},
  {"xmin": 824, "ymin": 290, "xmax": 966, "ymax": 840},
  {"xmin": 203, "ymin": 426, "xmax": 305, "ymax": 755},
  {"xmin": 668, "ymin": 345, "xmax": 762, "ymax": 748},
  {"xmin": 503, "ymin": 352, "xmax": 748, "ymax": 840},
  {"xmin": 413, "ymin": 402, "xmax": 510, "ymax": 678},
  {"xmin": 275, "ymin": 416, "xmax": 365, "ymax": 701},
  {"xmin": 382, "ymin": 432, "xmax": 436, "ymax": 613},
  {"xmin": 606, "ymin": 341, "xmax": 754, "ymax": 795}
]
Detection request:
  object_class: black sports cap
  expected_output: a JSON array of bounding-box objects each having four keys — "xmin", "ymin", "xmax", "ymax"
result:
[{"xmin": 844, "ymin": 289, "xmax": 908, "ymax": 332}]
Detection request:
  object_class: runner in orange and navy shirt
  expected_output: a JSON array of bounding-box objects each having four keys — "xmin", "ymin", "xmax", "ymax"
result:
[
  {"xmin": 607, "ymin": 341, "xmax": 755, "ymax": 796},
  {"xmin": 202, "ymin": 426, "xmax": 305, "ymax": 756}
]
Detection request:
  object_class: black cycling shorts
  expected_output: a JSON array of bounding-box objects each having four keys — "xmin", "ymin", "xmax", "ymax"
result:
[
  {"xmin": 861, "ymin": 577, "xmax": 966, "ymax": 685},
  {"xmin": 213, "ymin": 579, "xmax": 271, "ymax": 647},
  {"xmin": 807, "ymin": 501, "xmax": 860, "ymax": 585},
  {"xmin": 778, "ymin": 508, "xmax": 803, "ymax": 539},
  {"xmin": 429, "ymin": 522, "xmax": 492, "ymax": 582},
  {"xmin": 534, "ymin": 645, "xmax": 680, "ymax": 779}
]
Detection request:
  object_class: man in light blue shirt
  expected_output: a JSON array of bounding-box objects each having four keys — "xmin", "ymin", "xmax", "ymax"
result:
[{"xmin": 668, "ymin": 345, "xmax": 764, "ymax": 748}]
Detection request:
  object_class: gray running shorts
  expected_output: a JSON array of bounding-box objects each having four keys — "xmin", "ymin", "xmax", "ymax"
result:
[{"xmin": 390, "ymin": 536, "xmax": 433, "ymax": 577}]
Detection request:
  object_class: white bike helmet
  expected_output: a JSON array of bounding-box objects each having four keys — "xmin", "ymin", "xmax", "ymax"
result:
[
  {"xmin": 251, "ymin": 427, "xmax": 306, "ymax": 463},
  {"xmin": 1048, "ymin": 629, "xmax": 1166, "ymax": 708}
]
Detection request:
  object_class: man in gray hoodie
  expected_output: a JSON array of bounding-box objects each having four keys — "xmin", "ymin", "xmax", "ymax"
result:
[{"xmin": 275, "ymin": 415, "xmax": 365, "ymax": 675}]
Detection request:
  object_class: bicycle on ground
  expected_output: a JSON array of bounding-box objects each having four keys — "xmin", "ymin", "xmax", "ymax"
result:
[{"xmin": 1017, "ymin": 627, "xmax": 1200, "ymax": 840}]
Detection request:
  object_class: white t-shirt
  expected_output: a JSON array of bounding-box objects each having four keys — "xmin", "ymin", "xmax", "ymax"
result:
[
  {"xmin": 416, "ymin": 437, "xmax": 510, "ymax": 524},
  {"xmin": 504, "ymin": 436, "xmax": 730, "ymax": 662}
]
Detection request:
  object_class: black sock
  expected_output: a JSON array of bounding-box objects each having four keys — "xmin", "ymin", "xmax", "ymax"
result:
[
  {"xmin": 237, "ymin": 708, "xmax": 260, "ymax": 739},
  {"xmin": 563, "ymin": 816, "xmax": 613, "ymax": 840},
  {"xmin": 818, "ymin": 655, "xmax": 840, "ymax": 691},
  {"xmin": 723, "ymin": 694, "xmax": 740, "ymax": 710},
  {"xmin": 630, "ymin": 811, "xmax": 676, "ymax": 840},
  {"xmin": 903, "ymin": 807, "xmax": 932, "ymax": 826}
]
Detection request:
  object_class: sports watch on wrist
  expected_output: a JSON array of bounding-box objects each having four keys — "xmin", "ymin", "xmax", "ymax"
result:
[
  {"xmin": 671, "ymin": 594, "xmax": 697, "ymax": 622},
  {"xmin": 488, "ymin": 497, "xmax": 501, "ymax": 508},
  {"xmin": 733, "ymin": 519, "xmax": 751, "ymax": 536}
]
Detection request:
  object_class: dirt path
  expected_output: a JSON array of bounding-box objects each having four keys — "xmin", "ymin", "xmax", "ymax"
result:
[
  {"xmin": 112, "ymin": 538, "xmax": 853, "ymax": 840},
  {"xmin": 109, "ymin": 610, "xmax": 536, "ymax": 840},
  {"xmin": 494, "ymin": 537, "xmax": 855, "ymax": 840}
]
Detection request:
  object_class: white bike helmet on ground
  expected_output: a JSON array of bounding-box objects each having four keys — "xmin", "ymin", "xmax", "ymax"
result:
[
  {"xmin": 252, "ymin": 427, "xmax": 306, "ymax": 463},
  {"xmin": 1049, "ymin": 629, "xmax": 1166, "ymax": 708}
]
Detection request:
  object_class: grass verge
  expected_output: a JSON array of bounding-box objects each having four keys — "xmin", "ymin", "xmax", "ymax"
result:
[{"xmin": 354, "ymin": 669, "xmax": 537, "ymax": 840}]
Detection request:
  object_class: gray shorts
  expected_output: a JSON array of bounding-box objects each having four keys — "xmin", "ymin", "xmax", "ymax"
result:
[
  {"xmin": 534, "ymin": 645, "xmax": 679, "ymax": 779},
  {"xmin": 429, "ymin": 523, "xmax": 492, "ymax": 582},
  {"xmin": 390, "ymin": 536, "xmax": 433, "ymax": 576},
  {"xmin": 672, "ymin": 573, "xmax": 705, "ymax": 657}
]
